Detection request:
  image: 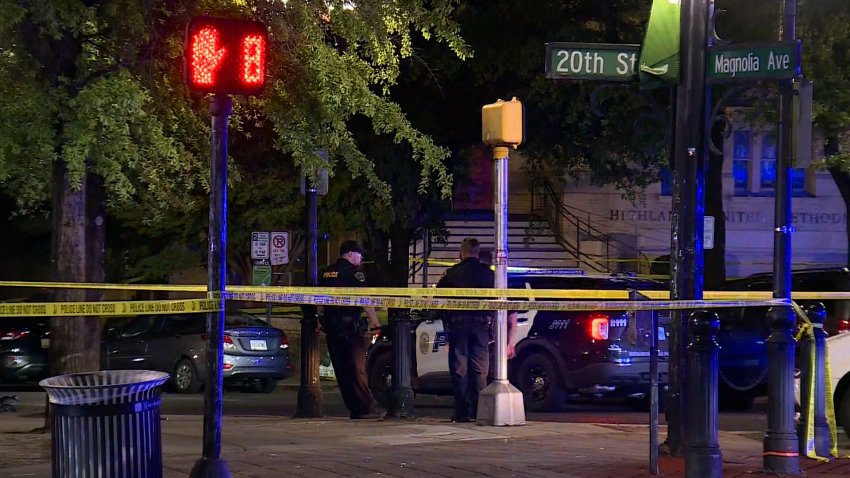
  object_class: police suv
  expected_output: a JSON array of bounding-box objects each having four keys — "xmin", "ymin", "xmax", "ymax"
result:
[{"xmin": 366, "ymin": 270, "xmax": 670, "ymax": 412}]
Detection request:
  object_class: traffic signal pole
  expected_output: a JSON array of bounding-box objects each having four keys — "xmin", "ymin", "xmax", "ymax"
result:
[
  {"xmin": 763, "ymin": 0, "xmax": 800, "ymax": 474},
  {"xmin": 190, "ymin": 94, "xmax": 233, "ymax": 478},
  {"xmin": 295, "ymin": 180, "xmax": 323, "ymax": 418}
]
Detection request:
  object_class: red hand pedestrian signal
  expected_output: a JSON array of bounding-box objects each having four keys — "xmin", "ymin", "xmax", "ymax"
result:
[
  {"xmin": 185, "ymin": 17, "xmax": 268, "ymax": 95},
  {"xmin": 190, "ymin": 27, "xmax": 227, "ymax": 86}
]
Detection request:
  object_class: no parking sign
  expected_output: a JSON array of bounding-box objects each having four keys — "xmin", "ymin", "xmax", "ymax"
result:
[{"xmin": 270, "ymin": 231, "xmax": 289, "ymax": 265}]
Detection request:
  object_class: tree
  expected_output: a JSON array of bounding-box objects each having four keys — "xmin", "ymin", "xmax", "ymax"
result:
[{"xmin": 0, "ymin": 0, "xmax": 469, "ymax": 376}]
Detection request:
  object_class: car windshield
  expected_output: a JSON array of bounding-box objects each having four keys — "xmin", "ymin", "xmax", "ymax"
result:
[{"xmin": 225, "ymin": 312, "xmax": 267, "ymax": 328}]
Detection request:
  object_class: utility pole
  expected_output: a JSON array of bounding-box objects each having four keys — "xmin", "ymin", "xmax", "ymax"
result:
[{"xmin": 763, "ymin": 0, "xmax": 800, "ymax": 474}]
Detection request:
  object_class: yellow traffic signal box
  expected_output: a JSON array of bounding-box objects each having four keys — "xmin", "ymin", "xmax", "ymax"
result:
[{"xmin": 482, "ymin": 98, "xmax": 524, "ymax": 147}]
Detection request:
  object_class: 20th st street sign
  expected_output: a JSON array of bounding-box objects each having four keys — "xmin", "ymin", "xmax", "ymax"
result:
[
  {"xmin": 707, "ymin": 41, "xmax": 801, "ymax": 82},
  {"xmin": 545, "ymin": 43, "xmax": 641, "ymax": 82}
]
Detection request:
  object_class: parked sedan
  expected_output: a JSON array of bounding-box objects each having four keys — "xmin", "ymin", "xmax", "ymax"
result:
[
  {"xmin": 102, "ymin": 311, "xmax": 291, "ymax": 393},
  {"xmin": 0, "ymin": 317, "xmax": 49, "ymax": 383}
]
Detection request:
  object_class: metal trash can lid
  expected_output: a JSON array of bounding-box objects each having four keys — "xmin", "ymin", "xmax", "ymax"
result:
[{"xmin": 39, "ymin": 370, "xmax": 170, "ymax": 406}]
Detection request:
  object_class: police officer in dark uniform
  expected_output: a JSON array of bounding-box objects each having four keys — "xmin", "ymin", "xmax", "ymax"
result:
[
  {"xmin": 437, "ymin": 237, "xmax": 494, "ymax": 422},
  {"xmin": 318, "ymin": 240, "xmax": 383, "ymax": 419}
]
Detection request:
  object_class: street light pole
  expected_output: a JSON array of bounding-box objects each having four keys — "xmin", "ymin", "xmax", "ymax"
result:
[
  {"xmin": 763, "ymin": 0, "xmax": 800, "ymax": 474},
  {"xmin": 666, "ymin": 0, "xmax": 709, "ymax": 457}
]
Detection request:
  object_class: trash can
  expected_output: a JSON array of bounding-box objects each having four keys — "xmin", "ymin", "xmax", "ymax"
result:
[{"xmin": 40, "ymin": 370, "xmax": 170, "ymax": 478}]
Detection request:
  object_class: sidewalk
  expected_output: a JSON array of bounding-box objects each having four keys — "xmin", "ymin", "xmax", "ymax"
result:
[{"xmin": 2, "ymin": 412, "xmax": 849, "ymax": 477}]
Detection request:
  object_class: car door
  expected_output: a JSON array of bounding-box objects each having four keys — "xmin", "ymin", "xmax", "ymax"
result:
[
  {"xmin": 414, "ymin": 311, "xmax": 449, "ymax": 381},
  {"xmin": 104, "ymin": 316, "xmax": 159, "ymax": 370}
]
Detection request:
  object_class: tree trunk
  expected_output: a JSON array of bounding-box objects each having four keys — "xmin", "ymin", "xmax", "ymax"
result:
[
  {"xmin": 826, "ymin": 136, "xmax": 850, "ymax": 266},
  {"xmin": 388, "ymin": 227, "xmax": 414, "ymax": 287},
  {"xmin": 49, "ymin": 161, "xmax": 103, "ymax": 376},
  {"xmin": 704, "ymin": 123, "xmax": 727, "ymax": 288}
]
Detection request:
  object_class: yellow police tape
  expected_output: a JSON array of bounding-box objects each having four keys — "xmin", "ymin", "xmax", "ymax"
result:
[
  {"xmin": 0, "ymin": 298, "xmax": 221, "ymax": 317},
  {"xmin": 793, "ymin": 302, "xmax": 839, "ymax": 461},
  {"xmin": 224, "ymin": 290, "xmax": 790, "ymax": 312},
  {"xmin": 3, "ymin": 280, "xmax": 850, "ymax": 301}
]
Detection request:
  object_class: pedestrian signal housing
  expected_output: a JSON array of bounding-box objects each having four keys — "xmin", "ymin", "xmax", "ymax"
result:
[
  {"xmin": 482, "ymin": 98, "xmax": 525, "ymax": 147},
  {"xmin": 184, "ymin": 17, "xmax": 268, "ymax": 95}
]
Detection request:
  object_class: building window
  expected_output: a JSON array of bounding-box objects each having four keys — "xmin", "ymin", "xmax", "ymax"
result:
[
  {"xmin": 792, "ymin": 168, "xmax": 808, "ymax": 197},
  {"xmin": 660, "ymin": 168, "xmax": 672, "ymax": 196},
  {"xmin": 760, "ymin": 134, "xmax": 777, "ymax": 192},
  {"xmin": 733, "ymin": 130, "xmax": 750, "ymax": 196}
]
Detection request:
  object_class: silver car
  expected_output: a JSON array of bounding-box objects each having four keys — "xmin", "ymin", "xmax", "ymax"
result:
[{"xmin": 102, "ymin": 311, "xmax": 291, "ymax": 393}]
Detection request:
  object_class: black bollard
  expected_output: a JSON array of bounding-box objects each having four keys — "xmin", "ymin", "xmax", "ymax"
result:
[
  {"xmin": 387, "ymin": 309, "xmax": 415, "ymax": 418},
  {"xmin": 803, "ymin": 302, "xmax": 832, "ymax": 458},
  {"xmin": 764, "ymin": 306, "xmax": 801, "ymax": 475},
  {"xmin": 685, "ymin": 310, "xmax": 722, "ymax": 478}
]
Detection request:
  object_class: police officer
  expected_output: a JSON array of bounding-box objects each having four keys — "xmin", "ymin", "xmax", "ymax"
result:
[
  {"xmin": 318, "ymin": 240, "xmax": 383, "ymax": 419},
  {"xmin": 437, "ymin": 237, "xmax": 494, "ymax": 422}
]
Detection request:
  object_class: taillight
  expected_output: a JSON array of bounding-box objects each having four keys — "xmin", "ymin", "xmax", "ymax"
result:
[
  {"xmin": 0, "ymin": 330, "xmax": 30, "ymax": 341},
  {"xmin": 589, "ymin": 315, "xmax": 609, "ymax": 341},
  {"xmin": 223, "ymin": 335, "xmax": 236, "ymax": 351},
  {"xmin": 200, "ymin": 334, "xmax": 237, "ymax": 351},
  {"xmin": 837, "ymin": 319, "xmax": 850, "ymax": 334},
  {"xmin": 280, "ymin": 335, "xmax": 289, "ymax": 350}
]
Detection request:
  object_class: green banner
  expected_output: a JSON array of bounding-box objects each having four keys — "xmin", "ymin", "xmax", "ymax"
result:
[{"xmin": 639, "ymin": 0, "xmax": 681, "ymax": 86}]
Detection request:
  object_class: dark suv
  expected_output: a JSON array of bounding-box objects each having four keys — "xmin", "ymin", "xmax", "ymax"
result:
[
  {"xmin": 366, "ymin": 271, "xmax": 670, "ymax": 412},
  {"xmin": 716, "ymin": 267, "xmax": 850, "ymax": 410}
]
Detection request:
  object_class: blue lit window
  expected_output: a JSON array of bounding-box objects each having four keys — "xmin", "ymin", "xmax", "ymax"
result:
[
  {"xmin": 761, "ymin": 160, "xmax": 776, "ymax": 189},
  {"xmin": 660, "ymin": 168, "xmax": 672, "ymax": 196},
  {"xmin": 760, "ymin": 134, "xmax": 777, "ymax": 191},
  {"xmin": 734, "ymin": 130, "xmax": 751, "ymax": 159},
  {"xmin": 733, "ymin": 130, "xmax": 751, "ymax": 196},
  {"xmin": 792, "ymin": 168, "xmax": 809, "ymax": 197}
]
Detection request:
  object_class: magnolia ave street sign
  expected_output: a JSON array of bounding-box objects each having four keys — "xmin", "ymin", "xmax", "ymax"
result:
[
  {"xmin": 545, "ymin": 43, "xmax": 641, "ymax": 82},
  {"xmin": 707, "ymin": 41, "xmax": 801, "ymax": 82}
]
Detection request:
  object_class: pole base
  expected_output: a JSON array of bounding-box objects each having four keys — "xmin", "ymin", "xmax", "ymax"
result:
[
  {"xmin": 189, "ymin": 457, "xmax": 232, "ymax": 478},
  {"xmin": 764, "ymin": 432, "xmax": 801, "ymax": 475},
  {"xmin": 294, "ymin": 385, "xmax": 323, "ymax": 418},
  {"xmin": 387, "ymin": 386, "xmax": 415, "ymax": 419},
  {"xmin": 685, "ymin": 446, "xmax": 722, "ymax": 478},
  {"xmin": 476, "ymin": 380, "xmax": 525, "ymax": 426}
]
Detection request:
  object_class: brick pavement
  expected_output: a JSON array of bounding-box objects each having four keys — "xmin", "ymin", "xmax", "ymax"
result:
[{"xmin": 3, "ymin": 413, "xmax": 850, "ymax": 477}]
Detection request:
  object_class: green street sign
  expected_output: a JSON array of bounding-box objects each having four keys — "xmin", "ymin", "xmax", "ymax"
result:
[
  {"xmin": 545, "ymin": 43, "xmax": 641, "ymax": 82},
  {"xmin": 252, "ymin": 264, "xmax": 271, "ymax": 286},
  {"xmin": 707, "ymin": 41, "xmax": 801, "ymax": 82}
]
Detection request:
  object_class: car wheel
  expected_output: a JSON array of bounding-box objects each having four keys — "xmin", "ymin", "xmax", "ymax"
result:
[
  {"xmin": 515, "ymin": 352, "xmax": 566, "ymax": 412},
  {"xmin": 838, "ymin": 388, "xmax": 850, "ymax": 440},
  {"xmin": 368, "ymin": 352, "xmax": 393, "ymax": 409},
  {"xmin": 173, "ymin": 359, "xmax": 202, "ymax": 394}
]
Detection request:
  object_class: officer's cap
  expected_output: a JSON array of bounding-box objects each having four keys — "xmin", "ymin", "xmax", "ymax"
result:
[{"xmin": 340, "ymin": 240, "xmax": 363, "ymax": 255}]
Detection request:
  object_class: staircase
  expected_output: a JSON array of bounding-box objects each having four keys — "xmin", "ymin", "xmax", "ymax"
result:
[{"xmin": 408, "ymin": 214, "xmax": 579, "ymax": 286}]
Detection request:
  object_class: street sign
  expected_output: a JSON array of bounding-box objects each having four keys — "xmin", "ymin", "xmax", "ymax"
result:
[
  {"xmin": 252, "ymin": 262, "xmax": 271, "ymax": 286},
  {"xmin": 270, "ymin": 231, "xmax": 289, "ymax": 265},
  {"xmin": 704, "ymin": 216, "xmax": 715, "ymax": 250},
  {"xmin": 707, "ymin": 41, "xmax": 801, "ymax": 82},
  {"xmin": 545, "ymin": 43, "xmax": 641, "ymax": 82},
  {"xmin": 251, "ymin": 232, "xmax": 270, "ymax": 260}
]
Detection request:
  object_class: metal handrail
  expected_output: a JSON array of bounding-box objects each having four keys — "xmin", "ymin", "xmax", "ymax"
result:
[{"xmin": 531, "ymin": 179, "xmax": 653, "ymax": 274}]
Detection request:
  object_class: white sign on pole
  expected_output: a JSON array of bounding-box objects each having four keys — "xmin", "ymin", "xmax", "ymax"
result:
[
  {"xmin": 704, "ymin": 216, "xmax": 715, "ymax": 250},
  {"xmin": 270, "ymin": 231, "xmax": 289, "ymax": 265},
  {"xmin": 251, "ymin": 232, "xmax": 270, "ymax": 260}
]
